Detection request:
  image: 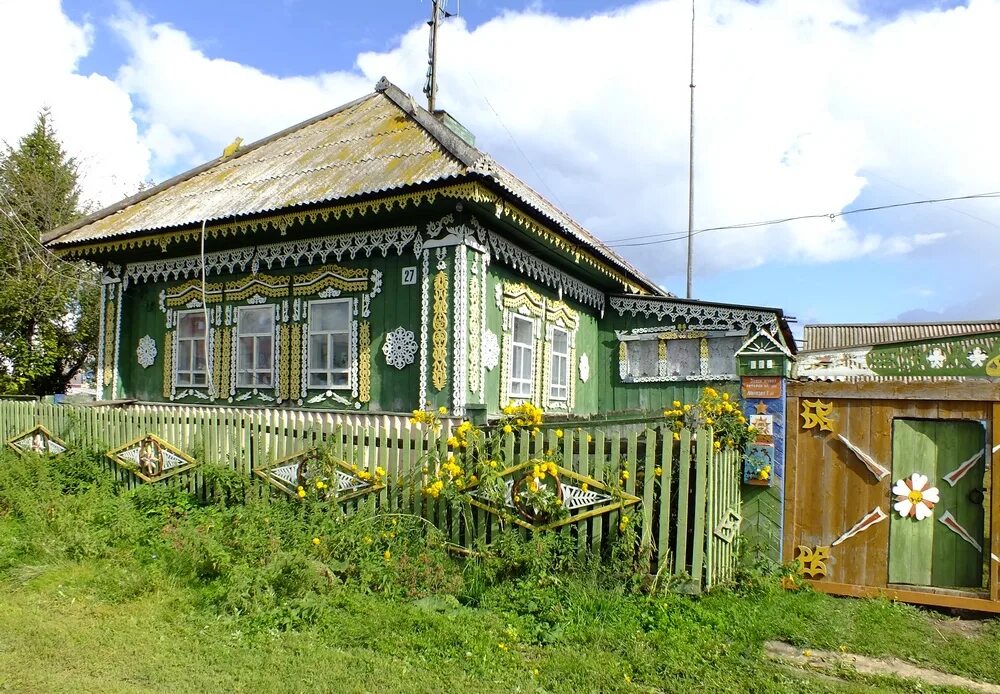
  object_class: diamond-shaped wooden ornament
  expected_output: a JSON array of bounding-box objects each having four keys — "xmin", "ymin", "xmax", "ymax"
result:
[
  {"xmin": 106, "ymin": 433, "xmax": 198, "ymax": 483},
  {"xmin": 6, "ymin": 424, "xmax": 68, "ymax": 456},
  {"xmin": 468, "ymin": 461, "xmax": 641, "ymax": 531},
  {"xmin": 254, "ymin": 447, "xmax": 385, "ymax": 503}
]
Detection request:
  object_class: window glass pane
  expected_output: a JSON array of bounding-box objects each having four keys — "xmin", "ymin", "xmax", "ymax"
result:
[
  {"xmin": 511, "ymin": 347, "xmax": 523, "ymax": 381},
  {"xmin": 192, "ymin": 372, "xmax": 207, "ymax": 385},
  {"xmin": 518, "ymin": 346, "xmax": 533, "ymax": 380},
  {"xmin": 314, "ymin": 301, "xmax": 349, "ymax": 331},
  {"xmin": 177, "ymin": 371, "xmax": 191, "ymax": 386},
  {"xmin": 240, "ymin": 307, "xmax": 272, "ymax": 335},
  {"xmin": 258, "ymin": 372, "xmax": 272, "ymax": 387},
  {"xmin": 552, "ymin": 330, "xmax": 568, "ymax": 354},
  {"xmin": 179, "ymin": 313, "xmax": 206, "ymax": 338},
  {"xmin": 330, "ymin": 372, "xmax": 349, "ymax": 387},
  {"xmin": 310, "ymin": 372, "xmax": 328, "ymax": 387},
  {"xmin": 238, "ymin": 336, "xmax": 254, "ymax": 372},
  {"xmin": 193, "ymin": 340, "xmax": 207, "ymax": 370},
  {"xmin": 178, "ymin": 340, "xmax": 192, "ymax": 371},
  {"xmin": 237, "ymin": 370, "xmax": 251, "ymax": 388},
  {"xmin": 513, "ymin": 316, "xmax": 532, "ymax": 344},
  {"xmin": 256, "ymin": 337, "xmax": 272, "ymax": 370},
  {"xmin": 309, "ymin": 335, "xmax": 328, "ymax": 369},
  {"xmin": 331, "ymin": 333, "xmax": 349, "ymax": 368}
]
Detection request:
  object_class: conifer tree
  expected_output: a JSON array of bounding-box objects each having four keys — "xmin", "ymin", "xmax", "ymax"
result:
[{"xmin": 0, "ymin": 110, "xmax": 99, "ymax": 394}]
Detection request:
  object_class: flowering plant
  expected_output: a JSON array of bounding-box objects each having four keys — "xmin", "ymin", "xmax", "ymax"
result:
[
  {"xmin": 411, "ymin": 401, "xmax": 557, "ymax": 527},
  {"xmin": 294, "ymin": 447, "xmax": 385, "ymax": 502},
  {"xmin": 662, "ymin": 387, "xmax": 755, "ymax": 452},
  {"xmin": 743, "ymin": 447, "xmax": 773, "ymax": 485}
]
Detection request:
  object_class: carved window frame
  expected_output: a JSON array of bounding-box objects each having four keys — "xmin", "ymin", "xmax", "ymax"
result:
[{"xmin": 305, "ymin": 298, "xmax": 356, "ymax": 392}]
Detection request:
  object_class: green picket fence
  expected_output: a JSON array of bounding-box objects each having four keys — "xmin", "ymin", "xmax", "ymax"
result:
[{"xmin": 0, "ymin": 400, "xmax": 742, "ymax": 591}]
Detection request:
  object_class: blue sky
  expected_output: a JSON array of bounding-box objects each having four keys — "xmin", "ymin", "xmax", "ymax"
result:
[{"xmin": 5, "ymin": 0, "xmax": 998, "ymax": 338}]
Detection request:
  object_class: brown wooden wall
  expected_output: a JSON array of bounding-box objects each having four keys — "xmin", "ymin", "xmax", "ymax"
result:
[{"xmin": 784, "ymin": 381, "xmax": 1000, "ymax": 606}]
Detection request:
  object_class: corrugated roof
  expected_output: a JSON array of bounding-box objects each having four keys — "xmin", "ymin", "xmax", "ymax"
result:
[
  {"xmin": 43, "ymin": 78, "xmax": 663, "ymax": 295},
  {"xmin": 802, "ymin": 321, "xmax": 1000, "ymax": 351}
]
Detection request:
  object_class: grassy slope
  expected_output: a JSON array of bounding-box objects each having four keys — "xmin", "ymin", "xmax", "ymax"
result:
[{"xmin": 0, "ymin": 558, "xmax": 996, "ymax": 693}]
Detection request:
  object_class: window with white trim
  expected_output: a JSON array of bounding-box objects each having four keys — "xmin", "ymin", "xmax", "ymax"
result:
[
  {"xmin": 308, "ymin": 299, "xmax": 352, "ymax": 389},
  {"xmin": 236, "ymin": 306, "xmax": 274, "ymax": 388},
  {"xmin": 508, "ymin": 314, "xmax": 534, "ymax": 399},
  {"xmin": 549, "ymin": 327, "xmax": 569, "ymax": 401},
  {"xmin": 176, "ymin": 311, "xmax": 208, "ymax": 387}
]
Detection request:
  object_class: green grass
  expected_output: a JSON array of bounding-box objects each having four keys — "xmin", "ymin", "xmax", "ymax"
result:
[{"xmin": 0, "ymin": 451, "xmax": 997, "ymax": 693}]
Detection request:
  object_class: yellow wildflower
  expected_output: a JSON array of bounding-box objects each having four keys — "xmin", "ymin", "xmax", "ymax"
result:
[
  {"xmin": 297, "ymin": 489, "xmax": 307, "ymax": 499},
  {"xmin": 503, "ymin": 424, "xmax": 512, "ymax": 434},
  {"xmin": 621, "ymin": 470, "xmax": 629, "ymax": 480},
  {"xmin": 555, "ymin": 429, "xmax": 563, "ymax": 439},
  {"xmin": 439, "ymin": 406, "xmax": 448, "ymax": 415},
  {"xmin": 684, "ymin": 404, "xmax": 692, "ymax": 412},
  {"xmin": 654, "ymin": 466, "xmax": 662, "ymax": 477},
  {"xmin": 384, "ymin": 550, "xmax": 392, "ymax": 561},
  {"xmin": 581, "ymin": 482, "xmax": 589, "ymax": 491},
  {"xmin": 447, "ymin": 436, "xmax": 459, "ymax": 448},
  {"xmin": 672, "ymin": 400, "xmax": 681, "ymax": 408},
  {"xmin": 722, "ymin": 392, "xmax": 730, "ymax": 401},
  {"xmin": 312, "ymin": 537, "xmax": 321, "ymax": 546},
  {"xmin": 498, "ymin": 642, "xmax": 508, "ymax": 652},
  {"xmin": 673, "ymin": 432, "xmax": 680, "ymax": 441}
]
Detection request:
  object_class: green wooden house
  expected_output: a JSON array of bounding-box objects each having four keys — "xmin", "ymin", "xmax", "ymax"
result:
[{"xmin": 43, "ymin": 78, "xmax": 793, "ymax": 420}]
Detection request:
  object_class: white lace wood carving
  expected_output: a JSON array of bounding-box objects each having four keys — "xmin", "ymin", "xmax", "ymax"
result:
[{"xmin": 383, "ymin": 327, "xmax": 418, "ymax": 370}]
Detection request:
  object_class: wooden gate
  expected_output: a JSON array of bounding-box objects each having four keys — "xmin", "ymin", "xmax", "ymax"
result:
[{"xmin": 888, "ymin": 418, "xmax": 987, "ymax": 589}]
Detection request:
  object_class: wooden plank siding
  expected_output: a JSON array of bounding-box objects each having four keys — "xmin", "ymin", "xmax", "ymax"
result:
[
  {"xmin": 0, "ymin": 400, "xmax": 742, "ymax": 591},
  {"xmin": 784, "ymin": 381, "xmax": 999, "ymax": 611}
]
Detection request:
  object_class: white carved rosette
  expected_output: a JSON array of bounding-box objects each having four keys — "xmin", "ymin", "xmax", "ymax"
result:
[
  {"xmin": 892, "ymin": 473, "xmax": 939, "ymax": 520},
  {"xmin": 382, "ymin": 326, "xmax": 418, "ymax": 370},
  {"xmin": 136, "ymin": 335, "xmax": 157, "ymax": 368},
  {"xmin": 482, "ymin": 330, "xmax": 500, "ymax": 371}
]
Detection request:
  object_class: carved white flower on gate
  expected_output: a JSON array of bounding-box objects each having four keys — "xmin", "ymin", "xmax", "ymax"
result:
[
  {"xmin": 892, "ymin": 473, "xmax": 939, "ymax": 521},
  {"xmin": 483, "ymin": 330, "xmax": 500, "ymax": 371},
  {"xmin": 579, "ymin": 353, "xmax": 590, "ymax": 383},
  {"xmin": 382, "ymin": 327, "xmax": 418, "ymax": 370},
  {"xmin": 926, "ymin": 348, "xmax": 946, "ymax": 368},
  {"xmin": 968, "ymin": 347, "xmax": 988, "ymax": 367},
  {"xmin": 136, "ymin": 335, "xmax": 157, "ymax": 368}
]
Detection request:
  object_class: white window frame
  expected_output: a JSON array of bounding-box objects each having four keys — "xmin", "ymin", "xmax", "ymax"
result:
[
  {"xmin": 175, "ymin": 309, "xmax": 209, "ymax": 388},
  {"xmin": 508, "ymin": 314, "xmax": 535, "ymax": 400},
  {"xmin": 235, "ymin": 305, "xmax": 275, "ymax": 389},
  {"xmin": 307, "ymin": 298, "xmax": 353, "ymax": 390},
  {"xmin": 549, "ymin": 326, "xmax": 570, "ymax": 402}
]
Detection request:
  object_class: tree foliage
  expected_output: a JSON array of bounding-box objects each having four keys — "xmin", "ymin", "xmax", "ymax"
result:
[{"xmin": 0, "ymin": 110, "xmax": 99, "ymax": 395}]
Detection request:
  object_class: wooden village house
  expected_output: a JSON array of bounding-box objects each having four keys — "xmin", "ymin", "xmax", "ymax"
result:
[
  {"xmin": 785, "ymin": 322, "xmax": 1000, "ymax": 613},
  {"xmin": 42, "ymin": 78, "xmax": 793, "ymax": 424}
]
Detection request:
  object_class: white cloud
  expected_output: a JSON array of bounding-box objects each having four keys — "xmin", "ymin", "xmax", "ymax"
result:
[
  {"xmin": 5, "ymin": 0, "xmax": 1000, "ymax": 315},
  {"xmin": 0, "ymin": 0, "xmax": 148, "ymax": 207}
]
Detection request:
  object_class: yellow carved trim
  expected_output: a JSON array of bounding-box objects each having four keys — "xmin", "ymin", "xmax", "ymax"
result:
[
  {"xmin": 103, "ymin": 300, "xmax": 115, "ymax": 387},
  {"xmin": 225, "ymin": 274, "xmax": 288, "ymax": 302},
  {"xmin": 278, "ymin": 324, "xmax": 291, "ymax": 401},
  {"xmin": 214, "ymin": 327, "xmax": 231, "ymax": 398},
  {"xmin": 291, "ymin": 264, "xmax": 369, "ymax": 297},
  {"xmin": 162, "ymin": 330, "xmax": 174, "ymax": 399},
  {"xmin": 359, "ymin": 321, "xmax": 371, "ymax": 403},
  {"xmin": 164, "ymin": 279, "xmax": 224, "ymax": 307},
  {"xmin": 545, "ymin": 299, "xmax": 579, "ymax": 331},
  {"xmin": 432, "ymin": 271, "xmax": 449, "ymax": 391},
  {"xmin": 501, "ymin": 282, "xmax": 544, "ymax": 318},
  {"xmin": 290, "ymin": 321, "xmax": 302, "ymax": 400},
  {"xmin": 619, "ymin": 340, "xmax": 628, "ymax": 363},
  {"xmin": 656, "ymin": 329, "xmax": 707, "ymax": 340}
]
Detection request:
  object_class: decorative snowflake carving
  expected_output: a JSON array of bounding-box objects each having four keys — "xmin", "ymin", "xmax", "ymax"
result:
[
  {"xmin": 968, "ymin": 347, "xmax": 988, "ymax": 367},
  {"xmin": 136, "ymin": 335, "xmax": 157, "ymax": 368},
  {"xmin": 483, "ymin": 330, "xmax": 500, "ymax": 371},
  {"xmin": 382, "ymin": 327, "xmax": 418, "ymax": 370},
  {"xmin": 579, "ymin": 353, "xmax": 590, "ymax": 383},
  {"xmin": 926, "ymin": 348, "xmax": 946, "ymax": 368}
]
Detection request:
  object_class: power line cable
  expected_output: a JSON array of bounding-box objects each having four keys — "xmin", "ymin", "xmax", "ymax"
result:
[{"xmin": 606, "ymin": 190, "xmax": 1000, "ymax": 248}]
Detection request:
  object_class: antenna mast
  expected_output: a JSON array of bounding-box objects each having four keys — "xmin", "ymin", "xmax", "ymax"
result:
[
  {"xmin": 685, "ymin": 0, "xmax": 696, "ymax": 299},
  {"xmin": 424, "ymin": 0, "xmax": 451, "ymax": 112}
]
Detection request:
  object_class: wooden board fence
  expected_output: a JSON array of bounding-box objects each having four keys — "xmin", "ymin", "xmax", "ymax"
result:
[{"xmin": 0, "ymin": 400, "xmax": 741, "ymax": 591}]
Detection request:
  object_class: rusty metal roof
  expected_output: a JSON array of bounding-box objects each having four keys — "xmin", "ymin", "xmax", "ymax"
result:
[
  {"xmin": 43, "ymin": 78, "xmax": 663, "ymax": 295},
  {"xmin": 802, "ymin": 321, "xmax": 1000, "ymax": 351}
]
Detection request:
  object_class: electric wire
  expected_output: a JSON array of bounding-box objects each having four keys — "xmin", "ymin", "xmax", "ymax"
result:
[{"xmin": 606, "ymin": 190, "xmax": 1000, "ymax": 248}]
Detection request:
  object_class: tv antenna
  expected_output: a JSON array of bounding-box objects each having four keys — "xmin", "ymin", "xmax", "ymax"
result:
[
  {"xmin": 423, "ymin": 0, "xmax": 455, "ymax": 112},
  {"xmin": 685, "ymin": 0, "xmax": 696, "ymax": 299}
]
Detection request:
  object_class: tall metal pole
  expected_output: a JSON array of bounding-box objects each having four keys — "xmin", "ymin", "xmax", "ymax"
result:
[
  {"xmin": 424, "ymin": 0, "xmax": 443, "ymax": 112},
  {"xmin": 685, "ymin": 0, "xmax": 696, "ymax": 299}
]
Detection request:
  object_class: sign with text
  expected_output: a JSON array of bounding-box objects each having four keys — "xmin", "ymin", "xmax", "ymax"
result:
[{"xmin": 741, "ymin": 376, "xmax": 782, "ymax": 400}]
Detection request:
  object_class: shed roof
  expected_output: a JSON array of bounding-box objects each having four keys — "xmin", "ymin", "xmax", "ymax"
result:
[
  {"xmin": 802, "ymin": 321, "xmax": 1000, "ymax": 351},
  {"xmin": 44, "ymin": 78, "xmax": 662, "ymax": 295}
]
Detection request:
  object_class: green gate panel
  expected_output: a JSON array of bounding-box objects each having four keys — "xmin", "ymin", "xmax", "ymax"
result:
[{"xmin": 888, "ymin": 419, "xmax": 985, "ymax": 589}]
